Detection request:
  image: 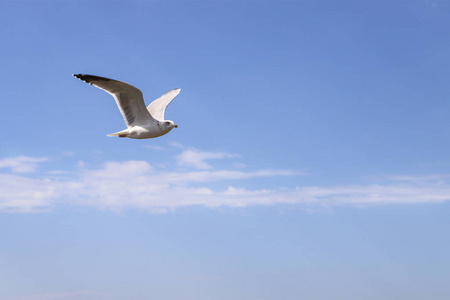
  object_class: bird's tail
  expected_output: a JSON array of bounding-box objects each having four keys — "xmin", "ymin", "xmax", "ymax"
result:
[{"xmin": 107, "ymin": 129, "xmax": 129, "ymax": 138}]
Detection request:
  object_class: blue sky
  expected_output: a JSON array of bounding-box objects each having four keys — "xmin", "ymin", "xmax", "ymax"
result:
[{"xmin": 1, "ymin": 1, "xmax": 450, "ymax": 299}]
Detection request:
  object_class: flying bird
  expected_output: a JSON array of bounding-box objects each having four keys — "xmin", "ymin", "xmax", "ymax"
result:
[{"xmin": 73, "ymin": 74, "xmax": 181, "ymax": 139}]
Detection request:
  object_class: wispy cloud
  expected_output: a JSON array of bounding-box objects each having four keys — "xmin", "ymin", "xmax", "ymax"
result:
[
  {"xmin": 1, "ymin": 150, "xmax": 450, "ymax": 213},
  {"xmin": 0, "ymin": 156, "xmax": 48, "ymax": 173},
  {"xmin": 0, "ymin": 174, "xmax": 55, "ymax": 212},
  {"xmin": 168, "ymin": 141, "xmax": 185, "ymax": 149},
  {"xmin": 61, "ymin": 160, "xmax": 298, "ymax": 212},
  {"xmin": 176, "ymin": 149, "xmax": 239, "ymax": 169},
  {"xmin": 143, "ymin": 145, "xmax": 165, "ymax": 151},
  {"xmin": 61, "ymin": 151, "xmax": 75, "ymax": 157}
]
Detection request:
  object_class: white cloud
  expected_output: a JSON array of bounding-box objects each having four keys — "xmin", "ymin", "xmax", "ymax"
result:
[
  {"xmin": 61, "ymin": 151, "xmax": 75, "ymax": 157},
  {"xmin": 0, "ymin": 174, "xmax": 56, "ymax": 212},
  {"xmin": 176, "ymin": 149, "xmax": 239, "ymax": 169},
  {"xmin": 46, "ymin": 170, "xmax": 67, "ymax": 175},
  {"xmin": 168, "ymin": 141, "xmax": 185, "ymax": 149},
  {"xmin": 2, "ymin": 151, "xmax": 450, "ymax": 213},
  {"xmin": 143, "ymin": 145, "xmax": 165, "ymax": 151},
  {"xmin": 60, "ymin": 160, "xmax": 297, "ymax": 211},
  {"xmin": 0, "ymin": 156, "xmax": 48, "ymax": 173}
]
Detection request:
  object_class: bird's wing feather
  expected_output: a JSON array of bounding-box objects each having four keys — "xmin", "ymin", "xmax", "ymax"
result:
[
  {"xmin": 147, "ymin": 88, "xmax": 181, "ymax": 121},
  {"xmin": 73, "ymin": 74, "xmax": 154, "ymax": 127}
]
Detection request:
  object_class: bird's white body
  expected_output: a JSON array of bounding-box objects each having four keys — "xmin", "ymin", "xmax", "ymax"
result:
[
  {"xmin": 73, "ymin": 74, "xmax": 180, "ymax": 139},
  {"xmin": 109, "ymin": 121, "xmax": 176, "ymax": 139}
]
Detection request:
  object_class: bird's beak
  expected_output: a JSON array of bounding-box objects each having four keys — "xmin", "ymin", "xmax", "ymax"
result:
[{"xmin": 174, "ymin": 124, "xmax": 178, "ymax": 128}]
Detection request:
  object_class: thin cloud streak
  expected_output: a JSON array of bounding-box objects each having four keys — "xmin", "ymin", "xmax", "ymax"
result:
[
  {"xmin": 176, "ymin": 149, "xmax": 240, "ymax": 169},
  {"xmin": 0, "ymin": 174, "xmax": 55, "ymax": 212},
  {"xmin": 1, "ymin": 155, "xmax": 450, "ymax": 212},
  {"xmin": 0, "ymin": 156, "xmax": 48, "ymax": 173}
]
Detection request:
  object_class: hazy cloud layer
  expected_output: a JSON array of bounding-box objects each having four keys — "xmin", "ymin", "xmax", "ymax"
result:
[
  {"xmin": 1, "ymin": 149, "xmax": 450, "ymax": 213},
  {"xmin": 176, "ymin": 149, "xmax": 240, "ymax": 169},
  {"xmin": 0, "ymin": 156, "xmax": 48, "ymax": 173}
]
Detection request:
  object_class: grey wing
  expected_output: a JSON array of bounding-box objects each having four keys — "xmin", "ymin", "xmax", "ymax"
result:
[
  {"xmin": 73, "ymin": 74, "xmax": 154, "ymax": 127},
  {"xmin": 147, "ymin": 88, "xmax": 181, "ymax": 121}
]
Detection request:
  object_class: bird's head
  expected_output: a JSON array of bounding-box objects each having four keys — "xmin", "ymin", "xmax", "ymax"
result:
[{"xmin": 162, "ymin": 120, "xmax": 178, "ymax": 129}]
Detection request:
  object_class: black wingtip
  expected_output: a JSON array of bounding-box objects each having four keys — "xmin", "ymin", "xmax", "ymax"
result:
[
  {"xmin": 72, "ymin": 74, "xmax": 113, "ymax": 83},
  {"xmin": 73, "ymin": 74, "xmax": 98, "ymax": 86},
  {"xmin": 73, "ymin": 74, "xmax": 90, "ymax": 85},
  {"xmin": 73, "ymin": 74, "xmax": 88, "ymax": 80}
]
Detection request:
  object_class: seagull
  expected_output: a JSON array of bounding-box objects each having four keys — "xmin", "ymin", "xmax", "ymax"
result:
[{"xmin": 73, "ymin": 74, "xmax": 181, "ymax": 139}]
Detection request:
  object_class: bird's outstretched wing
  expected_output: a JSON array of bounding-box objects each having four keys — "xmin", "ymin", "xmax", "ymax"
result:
[
  {"xmin": 73, "ymin": 74, "xmax": 154, "ymax": 127},
  {"xmin": 147, "ymin": 88, "xmax": 181, "ymax": 121}
]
